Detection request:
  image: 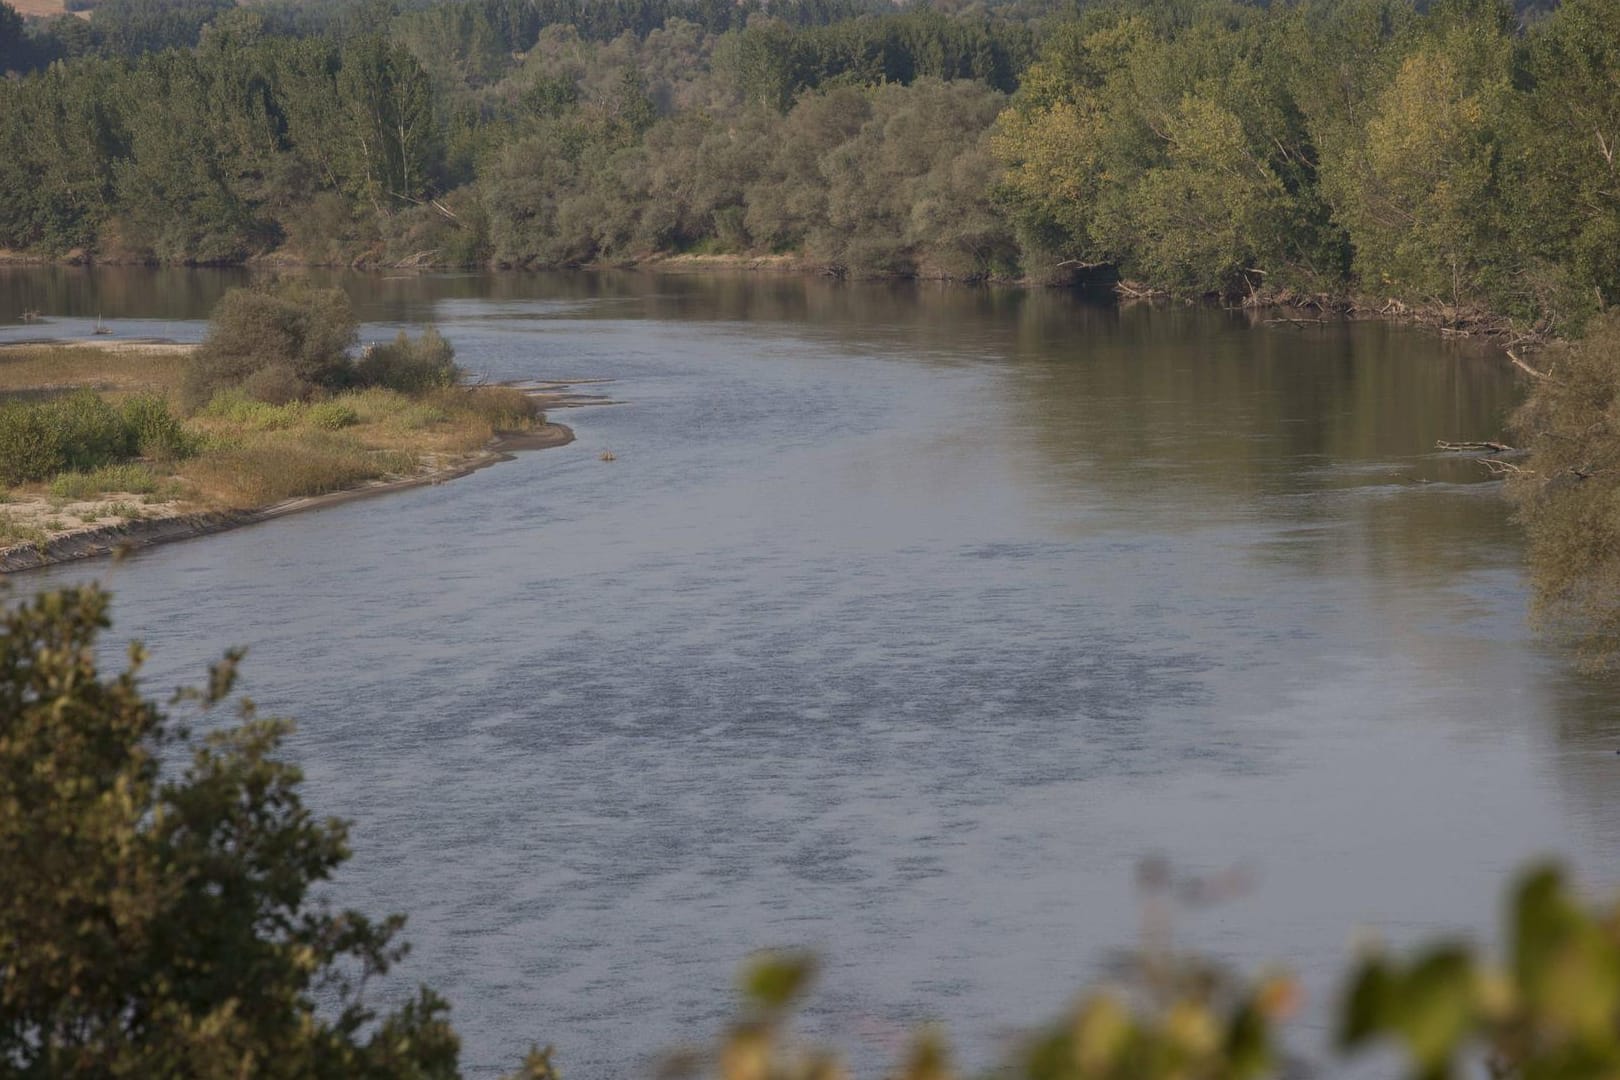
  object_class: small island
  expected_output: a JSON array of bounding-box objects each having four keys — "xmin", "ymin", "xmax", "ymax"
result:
[{"xmin": 0, "ymin": 280, "xmax": 577, "ymax": 571}]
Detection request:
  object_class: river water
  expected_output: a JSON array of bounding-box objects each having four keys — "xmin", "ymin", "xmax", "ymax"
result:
[{"xmin": 5, "ymin": 268, "xmax": 1619, "ymax": 1077}]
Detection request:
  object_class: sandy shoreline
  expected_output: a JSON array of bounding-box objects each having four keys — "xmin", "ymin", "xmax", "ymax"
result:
[
  {"xmin": 0, "ymin": 337, "xmax": 593, "ymax": 573},
  {"xmin": 0, "ymin": 421, "xmax": 575, "ymax": 574}
]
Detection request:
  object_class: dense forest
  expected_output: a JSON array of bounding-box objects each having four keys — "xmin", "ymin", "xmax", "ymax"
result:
[{"xmin": 0, "ymin": 0, "xmax": 1616, "ymax": 330}]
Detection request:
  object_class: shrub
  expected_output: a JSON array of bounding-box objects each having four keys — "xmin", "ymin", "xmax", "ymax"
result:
[
  {"xmin": 119, "ymin": 394, "xmax": 194, "ymax": 460},
  {"xmin": 0, "ymin": 391, "xmax": 150, "ymax": 486},
  {"xmin": 354, "ymin": 327, "xmax": 461, "ymax": 393},
  {"xmin": 1509, "ymin": 316, "xmax": 1620, "ymax": 667},
  {"xmin": 182, "ymin": 280, "xmax": 359, "ymax": 410},
  {"xmin": 0, "ymin": 405, "xmax": 64, "ymax": 486},
  {"xmin": 305, "ymin": 400, "xmax": 358, "ymax": 430},
  {"xmin": 199, "ymin": 391, "xmax": 304, "ymax": 430},
  {"xmin": 399, "ymin": 403, "xmax": 449, "ymax": 429},
  {"xmin": 51, "ymin": 391, "xmax": 135, "ymax": 472},
  {"xmin": 455, "ymin": 386, "xmax": 541, "ymax": 432},
  {"xmin": 240, "ymin": 363, "xmax": 311, "ymax": 406}
]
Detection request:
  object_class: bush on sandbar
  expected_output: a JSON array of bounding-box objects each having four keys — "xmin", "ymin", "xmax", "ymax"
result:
[
  {"xmin": 182, "ymin": 280, "xmax": 359, "ymax": 409},
  {"xmin": 355, "ymin": 327, "xmax": 461, "ymax": 393},
  {"xmin": 120, "ymin": 393, "xmax": 195, "ymax": 460},
  {"xmin": 0, "ymin": 391, "xmax": 189, "ymax": 485}
]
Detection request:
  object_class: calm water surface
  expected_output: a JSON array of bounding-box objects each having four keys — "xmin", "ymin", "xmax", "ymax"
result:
[{"xmin": 6, "ymin": 269, "xmax": 1619, "ymax": 1076}]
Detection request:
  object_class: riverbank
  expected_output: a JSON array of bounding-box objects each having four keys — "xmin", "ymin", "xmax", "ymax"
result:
[
  {"xmin": 0, "ymin": 421, "xmax": 573, "ymax": 573},
  {"xmin": 0, "ymin": 339, "xmax": 590, "ymax": 573}
]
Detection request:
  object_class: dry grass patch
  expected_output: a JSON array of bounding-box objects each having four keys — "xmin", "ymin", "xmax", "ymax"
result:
[
  {"xmin": 0, "ymin": 511, "xmax": 47, "ymax": 549},
  {"xmin": 170, "ymin": 385, "xmax": 542, "ymax": 508},
  {"xmin": 0, "ymin": 344, "xmax": 189, "ymax": 396},
  {"xmin": 180, "ymin": 431, "xmax": 419, "ymax": 508},
  {"xmin": 4, "ymin": 0, "xmax": 69, "ymax": 17},
  {"xmin": 311, "ymin": 386, "xmax": 542, "ymax": 453}
]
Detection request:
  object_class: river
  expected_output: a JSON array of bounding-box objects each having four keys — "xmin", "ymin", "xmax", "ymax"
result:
[{"xmin": 5, "ymin": 267, "xmax": 1618, "ymax": 1077}]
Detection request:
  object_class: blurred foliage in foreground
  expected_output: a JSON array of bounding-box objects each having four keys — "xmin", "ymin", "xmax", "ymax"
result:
[
  {"xmin": 708, "ymin": 860, "xmax": 1620, "ymax": 1080},
  {"xmin": 5, "ymin": 584, "xmax": 1620, "ymax": 1079}
]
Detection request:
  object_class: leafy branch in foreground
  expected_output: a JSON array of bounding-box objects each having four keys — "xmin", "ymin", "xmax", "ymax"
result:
[
  {"xmin": 0, "ymin": 585, "xmax": 459, "ymax": 1078},
  {"xmin": 691, "ymin": 864, "xmax": 1620, "ymax": 1080}
]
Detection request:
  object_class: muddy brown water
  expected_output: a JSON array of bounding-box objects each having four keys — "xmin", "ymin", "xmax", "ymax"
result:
[{"xmin": 6, "ymin": 268, "xmax": 1619, "ymax": 1077}]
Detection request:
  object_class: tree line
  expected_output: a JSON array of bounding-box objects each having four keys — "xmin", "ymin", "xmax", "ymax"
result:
[{"xmin": 1, "ymin": 0, "xmax": 1617, "ymax": 329}]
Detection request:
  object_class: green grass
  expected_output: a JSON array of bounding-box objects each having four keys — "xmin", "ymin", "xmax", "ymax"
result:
[
  {"xmin": 198, "ymin": 391, "xmax": 307, "ymax": 430},
  {"xmin": 49, "ymin": 463, "xmax": 163, "ymax": 500},
  {"xmin": 0, "ymin": 511, "xmax": 47, "ymax": 548},
  {"xmin": 305, "ymin": 400, "xmax": 358, "ymax": 430}
]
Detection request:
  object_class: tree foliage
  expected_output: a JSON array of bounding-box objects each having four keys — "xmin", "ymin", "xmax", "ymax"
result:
[
  {"xmin": 1508, "ymin": 316, "xmax": 1620, "ymax": 668},
  {"xmin": 986, "ymin": 0, "xmax": 1618, "ymax": 316},
  {"xmin": 1339, "ymin": 865, "xmax": 1620, "ymax": 1080},
  {"xmin": 0, "ymin": 1, "xmax": 28, "ymax": 74},
  {"xmin": 0, "ymin": 0, "xmax": 1616, "ymax": 314},
  {"xmin": 183, "ymin": 279, "xmax": 359, "ymax": 408},
  {"xmin": 0, "ymin": 585, "xmax": 462, "ymax": 1077},
  {"xmin": 356, "ymin": 327, "xmax": 462, "ymax": 393},
  {"xmin": 1506, "ymin": 0, "xmax": 1620, "ymax": 312}
]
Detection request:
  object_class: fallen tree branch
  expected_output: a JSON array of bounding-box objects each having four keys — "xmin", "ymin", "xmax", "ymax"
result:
[
  {"xmin": 1506, "ymin": 347, "xmax": 1551, "ymax": 380},
  {"xmin": 1437, "ymin": 439, "xmax": 1516, "ymax": 453}
]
